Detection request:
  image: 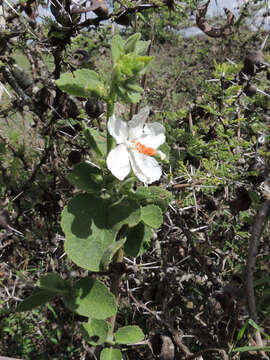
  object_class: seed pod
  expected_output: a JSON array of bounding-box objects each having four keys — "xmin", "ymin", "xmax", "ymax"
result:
[
  {"xmin": 35, "ymin": 87, "xmax": 54, "ymax": 111},
  {"xmin": 229, "ymin": 187, "xmax": 251, "ymax": 215},
  {"xmin": 68, "ymin": 150, "xmax": 82, "ymax": 164},
  {"xmin": 85, "ymin": 98, "xmax": 104, "ymax": 118},
  {"xmin": 242, "ymin": 50, "xmax": 267, "ymax": 76},
  {"xmin": 243, "ymin": 84, "xmax": 257, "ymax": 97},
  {"xmin": 115, "ymin": 14, "xmax": 131, "ymax": 26},
  {"xmin": 93, "ymin": 0, "xmax": 109, "ymax": 20},
  {"xmin": 59, "ymin": 94, "xmax": 79, "ymax": 119},
  {"xmin": 0, "ymin": 209, "xmax": 10, "ymax": 229}
]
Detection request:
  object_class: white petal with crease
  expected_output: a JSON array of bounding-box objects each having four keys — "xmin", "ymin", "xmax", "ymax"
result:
[
  {"xmin": 129, "ymin": 150, "xmax": 162, "ymax": 184},
  {"xmin": 107, "ymin": 144, "xmax": 130, "ymax": 180},
  {"xmin": 108, "ymin": 114, "xmax": 128, "ymax": 144},
  {"xmin": 128, "ymin": 107, "xmax": 150, "ymax": 140}
]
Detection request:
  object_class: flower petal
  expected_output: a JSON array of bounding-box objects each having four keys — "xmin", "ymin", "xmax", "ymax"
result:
[
  {"xmin": 108, "ymin": 114, "xmax": 128, "ymax": 144},
  {"xmin": 139, "ymin": 122, "xmax": 165, "ymax": 149},
  {"xmin": 107, "ymin": 144, "xmax": 130, "ymax": 181},
  {"xmin": 128, "ymin": 107, "xmax": 150, "ymax": 140},
  {"xmin": 129, "ymin": 150, "xmax": 162, "ymax": 184}
]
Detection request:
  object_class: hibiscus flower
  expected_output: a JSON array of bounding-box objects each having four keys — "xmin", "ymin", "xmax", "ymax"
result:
[{"xmin": 106, "ymin": 107, "xmax": 166, "ymax": 184}]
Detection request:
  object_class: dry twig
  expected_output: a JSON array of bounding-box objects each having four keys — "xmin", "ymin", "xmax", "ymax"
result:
[{"xmin": 196, "ymin": 0, "xmax": 234, "ymax": 38}]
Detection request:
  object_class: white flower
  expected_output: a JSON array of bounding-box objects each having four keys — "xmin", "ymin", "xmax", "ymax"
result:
[{"xmin": 106, "ymin": 107, "xmax": 166, "ymax": 184}]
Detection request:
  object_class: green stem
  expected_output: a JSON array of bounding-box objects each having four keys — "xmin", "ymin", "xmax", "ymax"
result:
[
  {"xmin": 109, "ymin": 247, "xmax": 124, "ymax": 334},
  {"xmin": 106, "ymin": 90, "xmax": 115, "ymax": 156}
]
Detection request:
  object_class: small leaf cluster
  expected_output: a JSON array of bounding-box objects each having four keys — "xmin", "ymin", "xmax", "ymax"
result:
[
  {"xmin": 56, "ymin": 33, "xmax": 154, "ymax": 107},
  {"xmin": 111, "ymin": 33, "xmax": 154, "ymax": 103}
]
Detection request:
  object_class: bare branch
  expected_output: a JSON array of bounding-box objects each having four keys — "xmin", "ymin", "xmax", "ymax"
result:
[{"xmin": 196, "ymin": 0, "xmax": 234, "ymax": 38}]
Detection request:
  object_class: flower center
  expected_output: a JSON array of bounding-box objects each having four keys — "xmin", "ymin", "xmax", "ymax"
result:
[{"xmin": 134, "ymin": 141, "xmax": 156, "ymax": 156}]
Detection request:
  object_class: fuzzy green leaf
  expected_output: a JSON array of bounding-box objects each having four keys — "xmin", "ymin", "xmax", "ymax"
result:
[
  {"xmin": 37, "ymin": 273, "xmax": 69, "ymax": 295},
  {"xmin": 56, "ymin": 69, "xmax": 106, "ymax": 98},
  {"xmin": 141, "ymin": 205, "xmax": 163, "ymax": 229},
  {"xmin": 100, "ymin": 348, "xmax": 122, "ymax": 360},
  {"xmin": 135, "ymin": 186, "xmax": 173, "ymax": 211},
  {"xmin": 111, "ymin": 35, "xmax": 124, "ymax": 63},
  {"xmin": 114, "ymin": 325, "xmax": 144, "ymax": 344},
  {"xmin": 64, "ymin": 278, "xmax": 116, "ymax": 319},
  {"xmin": 61, "ymin": 194, "xmax": 140, "ymax": 271},
  {"xmin": 84, "ymin": 127, "xmax": 107, "ymax": 158},
  {"xmin": 66, "ymin": 163, "xmax": 103, "ymax": 193},
  {"xmin": 124, "ymin": 223, "xmax": 152, "ymax": 257},
  {"xmin": 100, "ymin": 237, "xmax": 126, "ymax": 271},
  {"xmin": 16, "ymin": 289, "xmax": 56, "ymax": 312},
  {"xmin": 81, "ymin": 319, "xmax": 110, "ymax": 345},
  {"xmin": 61, "ymin": 194, "xmax": 113, "ymax": 271},
  {"xmin": 124, "ymin": 33, "xmax": 141, "ymax": 54}
]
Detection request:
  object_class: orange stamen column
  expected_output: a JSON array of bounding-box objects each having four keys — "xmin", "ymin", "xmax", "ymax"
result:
[{"xmin": 135, "ymin": 141, "xmax": 156, "ymax": 156}]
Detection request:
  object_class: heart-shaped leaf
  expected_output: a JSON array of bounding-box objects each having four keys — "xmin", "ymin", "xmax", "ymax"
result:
[
  {"xmin": 63, "ymin": 277, "xmax": 116, "ymax": 319},
  {"xmin": 56, "ymin": 69, "xmax": 106, "ymax": 98},
  {"xmin": 141, "ymin": 205, "xmax": 163, "ymax": 229},
  {"xmin": 81, "ymin": 319, "xmax": 110, "ymax": 345},
  {"xmin": 100, "ymin": 348, "xmax": 122, "ymax": 360},
  {"xmin": 16, "ymin": 289, "xmax": 56, "ymax": 312},
  {"xmin": 66, "ymin": 162, "xmax": 103, "ymax": 193},
  {"xmin": 61, "ymin": 194, "xmax": 140, "ymax": 271},
  {"xmin": 114, "ymin": 325, "xmax": 144, "ymax": 344}
]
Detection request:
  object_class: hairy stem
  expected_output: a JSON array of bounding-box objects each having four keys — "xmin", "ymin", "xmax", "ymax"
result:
[{"xmin": 109, "ymin": 247, "xmax": 124, "ymax": 333}]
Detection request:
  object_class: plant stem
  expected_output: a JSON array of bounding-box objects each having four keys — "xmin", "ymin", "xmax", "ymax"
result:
[
  {"xmin": 106, "ymin": 92, "xmax": 115, "ymax": 156},
  {"xmin": 109, "ymin": 247, "xmax": 124, "ymax": 333}
]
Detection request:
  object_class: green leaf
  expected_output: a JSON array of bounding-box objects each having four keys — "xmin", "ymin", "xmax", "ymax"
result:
[
  {"xmin": 236, "ymin": 322, "xmax": 248, "ymax": 342},
  {"xmin": 124, "ymin": 223, "xmax": 152, "ymax": 257},
  {"xmin": 37, "ymin": 273, "xmax": 69, "ymax": 295},
  {"xmin": 61, "ymin": 194, "xmax": 140, "ymax": 271},
  {"xmin": 124, "ymin": 33, "xmax": 141, "ymax": 54},
  {"xmin": 16, "ymin": 289, "xmax": 56, "ymax": 312},
  {"xmin": 134, "ymin": 40, "xmax": 150, "ymax": 56},
  {"xmin": 56, "ymin": 69, "xmax": 106, "ymax": 98},
  {"xmin": 158, "ymin": 142, "xmax": 170, "ymax": 162},
  {"xmin": 135, "ymin": 186, "xmax": 173, "ymax": 211},
  {"xmin": 118, "ymin": 177, "xmax": 135, "ymax": 195},
  {"xmin": 115, "ymin": 84, "xmax": 142, "ymax": 104},
  {"xmin": 66, "ymin": 163, "xmax": 103, "ymax": 193},
  {"xmin": 124, "ymin": 81, "xmax": 143, "ymax": 94},
  {"xmin": 81, "ymin": 319, "xmax": 110, "ymax": 345},
  {"xmin": 100, "ymin": 348, "xmax": 122, "ymax": 360},
  {"xmin": 109, "ymin": 197, "xmax": 141, "ymax": 233},
  {"xmin": 232, "ymin": 346, "xmax": 270, "ymax": 353},
  {"xmin": 114, "ymin": 325, "xmax": 144, "ymax": 344},
  {"xmin": 100, "ymin": 237, "xmax": 126, "ymax": 271},
  {"xmin": 84, "ymin": 127, "xmax": 106, "ymax": 157},
  {"xmin": 141, "ymin": 205, "xmax": 163, "ymax": 229},
  {"xmin": 111, "ymin": 35, "xmax": 124, "ymax": 63},
  {"xmin": 62, "ymin": 194, "xmax": 113, "ymax": 271},
  {"xmin": 248, "ymin": 319, "xmax": 270, "ymax": 340},
  {"xmin": 63, "ymin": 278, "xmax": 116, "ymax": 319}
]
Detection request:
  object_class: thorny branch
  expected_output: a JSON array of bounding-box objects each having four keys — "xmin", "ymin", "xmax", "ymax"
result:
[
  {"xmin": 129, "ymin": 293, "xmax": 228, "ymax": 360},
  {"xmin": 246, "ymin": 199, "xmax": 270, "ymax": 358},
  {"xmin": 196, "ymin": 0, "xmax": 234, "ymax": 38},
  {"xmin": 247, "ymin": 199, "xmax": 270, "ymax": 321}
]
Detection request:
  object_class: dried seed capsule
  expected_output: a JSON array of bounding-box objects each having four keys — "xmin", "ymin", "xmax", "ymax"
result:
[
  {"xmin": 243, "ymin": 84, "xmax": 257, "ymax": 97},
  {"xmin": 68, "ymin": 150, "xmax": 82, "ymax": 164},
  {"xmin": 85, "ymin": 98, "xmax": 104, "ymax": 118}
]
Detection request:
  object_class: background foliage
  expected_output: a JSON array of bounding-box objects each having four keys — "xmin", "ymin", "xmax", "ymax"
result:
[{"xmin": 0, "ymin": 0, "xmax": 270, "ymax": 359}]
